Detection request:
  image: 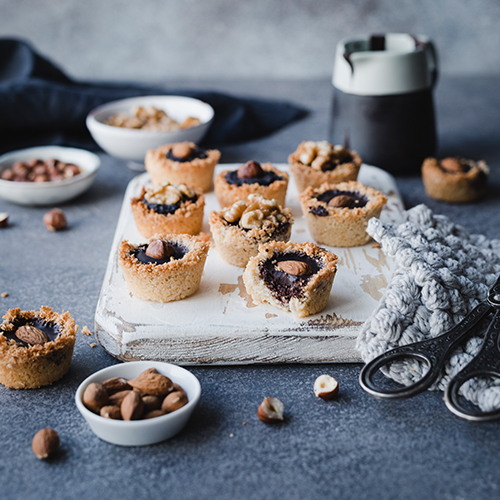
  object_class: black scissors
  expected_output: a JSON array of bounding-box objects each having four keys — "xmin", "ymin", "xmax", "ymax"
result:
[{"xmin": 359, "ymin": 275, "xmax": 500, "ymax": 422}]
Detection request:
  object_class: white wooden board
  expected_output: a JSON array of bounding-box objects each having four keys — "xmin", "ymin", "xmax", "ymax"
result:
[{"xmin": 95, "ymin": 164, "xmax": 404, "ymax": 364}]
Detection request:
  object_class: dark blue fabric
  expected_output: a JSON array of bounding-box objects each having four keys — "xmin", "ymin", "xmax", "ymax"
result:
[{"xmin": 0, "ymin": 39, "xmax": 307, "ymax": 154}]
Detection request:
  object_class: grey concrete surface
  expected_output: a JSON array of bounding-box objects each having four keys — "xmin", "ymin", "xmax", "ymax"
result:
[
  {"xmin": 1, "ymin": 76, "xmax": 500, "ymax": 500},
  {"xmin": 1, "ymin": 0, "xmax": 500, "ymax": 80}
]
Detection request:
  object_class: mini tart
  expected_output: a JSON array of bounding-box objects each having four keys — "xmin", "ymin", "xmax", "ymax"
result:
[
  {"xmin": 288, "ymin": 141, "xmax": 361, "ymax": 194},
  {"xmin": 421, "ymin": 156, "xmax": 489, "ymax": 203},
  {"xmin": 145, "ymin": 141, "xmax": 221, "ymax": 193},
  {"xmin": 118, "ymin": 234, "xmax": 209, "ymax": 303},
  {"xmin": 299, "ymin": 181, "xmax": 387, "ymax": 247},
  {"xmin": 0, "ymin": 307, "xmax": 77, "ymax": 389},
  {"xmin": 131, "ymin": 184, "xmax": 205, "ymax": 237},
  {"xmin": 243, "ymin": 241, "xmax": 338, "ymax": 318},
  {"xmin": 209, "ymin": 194, "xmax": 294, "ymax": 268},
  {"xmin": 214, "ymin": 162, "xmax": 289, "ymax": 208}
]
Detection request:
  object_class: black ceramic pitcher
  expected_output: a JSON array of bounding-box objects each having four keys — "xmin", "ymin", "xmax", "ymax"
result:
[{"xmin": 329, "ymin": 33, "xmax": 438, "ymax": 175}]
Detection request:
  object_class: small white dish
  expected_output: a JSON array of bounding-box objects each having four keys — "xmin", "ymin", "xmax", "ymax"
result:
[
  {"xmin": 0, "ymin": 146, "xmax": 101, "ymax": 206},
  {"xmin": 75, "ymin": 360, "xmax": 201, "ymax": 446},
  {"xmin": 86, "ymin": 95, "xmax": 214, "ymax": 163}
]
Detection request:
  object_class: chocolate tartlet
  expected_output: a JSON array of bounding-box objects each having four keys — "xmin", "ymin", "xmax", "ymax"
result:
[
  {"xmin": 145, "ymin": 141, "xmax": 220, "ymax": 193},
  {"xmin": 118, "ymin": 234, "xmax": 209, "ymax": 302},
  {"xmin": 0, "ymin": 307, "xmax": 77, "ymax": 389},
  {"xmin": 131, "ymin": 182, "xmax": 205, "ymax": 238},
  {"xmin": 288, "ymin": 141, "xmax": 361, "ymax": 194},
  {"xmin": 299, "ymin": 181, "xmax": 387, "ymax": 247},
  {"xmin": 421, "ymin": 156, "xmax": 489, "ymax": 203},
  {"xmin": 209, "ymin": 194, "xmax": 294, "ymax": 268},
  {"xmin": 243, "ymin": 241, "xmax": 338, "ymax": 318},
  {"xmin": 214, "ymin": 161, "xmax": 289, "ymax": 208}
]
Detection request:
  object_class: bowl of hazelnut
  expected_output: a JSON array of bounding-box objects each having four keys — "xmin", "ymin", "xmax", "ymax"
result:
[
  {"xmin": 75, "ymin": 361, "xmax": 201, "ymax": 446},
  {"xmin": 0, "ymin": 146, "xmax": 101, "ymax": 205},
  {"xmin": 86, "ymin": 95, "xmax": 214, "ymax": 165}
]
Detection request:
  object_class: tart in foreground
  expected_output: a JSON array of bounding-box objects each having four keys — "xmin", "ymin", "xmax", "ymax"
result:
[
  {"xmin": 145, "ymin": 141, "xmax": 220, "ymax": 193},
  {"xmin": 299, "ymin": 181, "xmax": 387, "ymax": 247},
  {"xmin": 209, "ymin": 194, "xmax": 293, "ymax": 268},
  {"xmin": 131, "ymin": 182, "xmax": 204, "ymax": 237},
  {"xmin": 288, "ymin": 141, "xmax": 361, "ymax": 194},
  {"xmin": 214, "ymin": 161, "xmax": 289, "ymax": 208},
  {"xmin": 118, "ymin": 234, "xmax": 209, "ymax": 302},
  {"xmin": 421, "ymin": 156, "xmax": 489, "ymax": 203},
  {"xmin": 0, "ymin": 307, "xmax": 77, "ymax": 389},
  {"xmin": 242, "ymin": 241, "xmax": 338, "ymax": 318}
]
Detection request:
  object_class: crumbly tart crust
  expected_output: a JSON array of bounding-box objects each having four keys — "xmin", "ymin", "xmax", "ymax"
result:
[
  {"xmin": 131, "ymin": 186, "xmax": 205, "ymax": 237},
  {"xmin": 243, "ymin": 241, "xmax": 338, "ymax": 318},
  {"xmin": 209, "ymin": 196, "xmax": 294, "ymax": 268},
  {"xmin": 421, "ymin": 157, "xmax": 489, "ymax": 203},
  {"xmin": 118, "ymin": 234, "xmax": 209, "ymax": 302},
  {"xmin": 288, "ymin": 142, "xmax": 361, "ymax": 194},
  {"xmin": 214, "ymin": 163, "xmax": 289, "ymax": 208},
  {"xmin": 145, "ymin": 142, "xmax": 221, "ymax": 193},
  {"xmin": 299, "ymin": 181, "xmax": 387, "ymax": 247},
  {"xmin": 0, "ymin": 307, "xmax": 77, "ymax": 389}
]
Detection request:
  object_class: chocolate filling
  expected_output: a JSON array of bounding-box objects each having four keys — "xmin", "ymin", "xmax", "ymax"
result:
[
  {"xmin": 132, "ymin": 242, "xmax": 187, "ymax": 265},
  {"xmin": 166, "ymin": 146, "xmax": 207, "ymax": 163},
  {"xmin": 317, "ymin": 152, "xmax": 354, "ymax": 172},
  {"xmin": 225, "ymin": 169, "xmax": 282, "ymax": 187},
  {"xmin": 1, "ymin": 318, "xmax": 60, "ymax": 347},
  {"xmin": 310, "ymin": 190, "xmax": 368, "ymax": 216},
  {"xmin": 259, "ymin": 252, "xmax": 322, "ymax": 304},
  {"xmin": 144, "ymin": 194, "xmax": 198, "ymax": 215}
]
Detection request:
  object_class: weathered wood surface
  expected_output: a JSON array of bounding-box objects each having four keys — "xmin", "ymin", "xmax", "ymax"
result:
[{"xmin": 95, "ymin": 164, "xmax": 404, "ymax": 364}]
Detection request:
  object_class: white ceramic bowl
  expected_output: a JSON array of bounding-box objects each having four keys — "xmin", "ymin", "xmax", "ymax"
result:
[
  {"xmin": 0, "ymin": 146, "xmax": 101, "ymax": 206},
  {"xmin": 75, "ymin": 361, "xmax": 201, "ymax": 446},
  {"xmin": 86, "ymin": 95, "xmax": 214, "ymax": 162}
]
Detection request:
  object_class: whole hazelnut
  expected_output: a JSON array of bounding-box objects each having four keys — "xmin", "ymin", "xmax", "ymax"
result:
[
  {"xmin": 171, "ymin": 143, "xmax": 192, "ymax": 159},
  {"xmin": 32, "ymin": 428, "xmax": 60, "ymax": 460},
  {"xmin": 145, "ymin": 240, "xmax": 175, "ymax": 260},
  {"xmin": 257, "ymin": 397, "xmax": 284, "ymax": 423},
  {"xmin": 0, "ymin": 212, "xmax": 8, "ymax": 228},
  {"xmin": 237, "ymin": 161, "xmax": 264, "ymax": 179},
  {"xmin": 43, "ymin": 208, "xmax": 67, "ymax": 231},
  {"xmin": 1, "ymin": 169, "xmax": 14, "ymax": 181},
  {"xmin": 440, "ymin": 157, "xmax": 463, "ymax": 173}
]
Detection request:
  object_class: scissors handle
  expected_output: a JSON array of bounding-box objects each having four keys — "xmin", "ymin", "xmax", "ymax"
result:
[
  {"xmin": 359, "ymin": 301, "xmax": 492, "ymax": 399},
  {"xmin": 445, "ymin": 309, "xmax": 500, "ymax": 421}
]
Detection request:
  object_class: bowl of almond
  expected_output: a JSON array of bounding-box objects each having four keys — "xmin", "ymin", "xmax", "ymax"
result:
[{"xmin": 75, "ymin": 361, "xmax": 201, "ymax": 446}]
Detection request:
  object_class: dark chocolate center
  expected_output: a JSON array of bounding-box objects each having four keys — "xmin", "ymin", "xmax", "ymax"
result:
[
  {"xmin": 1, "ymin": 318, "xmax": 60, "ymax": 347},
  {"xmin": 259, "ymin": 252, "xmax": 321, "ymax": 304},
  {"xmin": 166, "ymin": 146, "xmax": 207, "ymax": 163},
  {"xmin": 132, "ymin": 242, "xmax": 187, "ymax": 265},
  {"xmin": 310, "ymin": 190, "xmax": 368, "ymax": 216},
  {"xmin": 225, "ymin": 169, "xmax": 282, "ymax": 187},
  {"xmin": 144, "ymin": 194, "xmax": 198, "ymax": 215}
]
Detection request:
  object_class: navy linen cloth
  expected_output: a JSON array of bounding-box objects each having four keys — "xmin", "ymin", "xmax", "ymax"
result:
[{"xmin": 0, "ymin": 39, "xmax": 307, "ymax": 155}]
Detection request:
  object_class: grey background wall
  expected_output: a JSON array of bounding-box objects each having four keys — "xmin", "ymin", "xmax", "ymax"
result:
[{"xmin": 1, "ymin": 0, "xmax": 499, "ymax": 82}]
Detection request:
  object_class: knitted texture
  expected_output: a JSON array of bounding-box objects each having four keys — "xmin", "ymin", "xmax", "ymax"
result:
[{"xmin": 356, "ymin": 204, "xmax": 500, "ymax": 412}]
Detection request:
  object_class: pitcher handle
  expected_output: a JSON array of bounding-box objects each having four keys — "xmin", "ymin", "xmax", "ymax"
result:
[{"xmin": 424, "ymin": 40, "xmax": 439, "ymax": 88}]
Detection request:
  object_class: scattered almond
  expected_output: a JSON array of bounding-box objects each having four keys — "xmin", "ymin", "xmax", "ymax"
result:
[{"xmin": 32, "ymin": 428, "xmax": 59, "ymax": 460}]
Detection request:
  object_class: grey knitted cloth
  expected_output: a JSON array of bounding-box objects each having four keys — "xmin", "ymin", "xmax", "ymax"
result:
[{"xmin": 357, "ymin": 204, "xmax": 500, "ymax": 412}]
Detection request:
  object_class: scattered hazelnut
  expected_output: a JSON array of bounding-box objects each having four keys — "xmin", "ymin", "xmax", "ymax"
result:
[
  {"xmin": 277, "ymin": 260, "xmax": 311, "ymax": 276},
  {"xmin": 82, "ymin": 382, "xmax": 109, "ymax": 414},
  {"xmin": 0, "ymin": 212, "xmax": 8, "ymax": 228},
  {"xmin": 43, "ymin": 208, "xmax": 67, "ymax": 231},
  {"xmin": 100, "ymin": 405, "xmax": 122, "ymax": 420},
  {"xmin": 257, "ymin": 397, "xmax": 284, "ymax": 423},
  {"xmin": 313, "ymin": 374, "xmax": 339, "ymax": 399},
  {"xmin": 32, "ymin": 428, "xmax": 59, "ymax": 460},
  {"xmin": 161, "ymin": 391, "xmax": 189, "ymax": 413},
  {"xmin": 145, "ymin": 240, "xmax": 175, "ymax": 260},
  {"xmin": 440, "ymin": 157, "xmax": 464, "ymax": 173},
  {"xmin": 237, "ymin": 160, "xmax": 264, "ymax": 179},
  {"xmin": 171, "ymin": 143, "xmax": 192, "ymax": 159},
  {"xmin": 15, "ymin": 325, "xmax": 49, "ymax": 345},
  {"xmin": 328, "ymin": 195, "xmax": 354, "ymax": 208}
]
